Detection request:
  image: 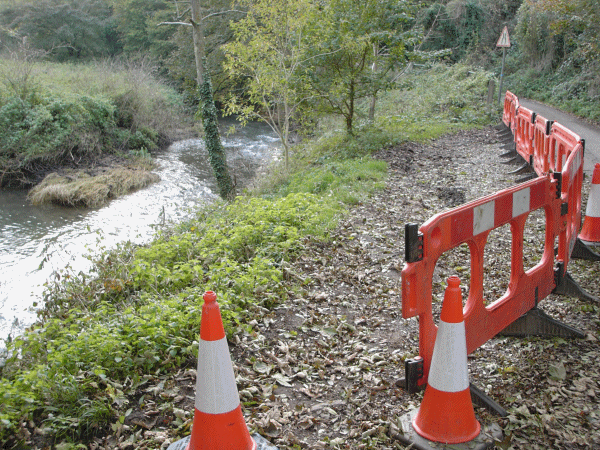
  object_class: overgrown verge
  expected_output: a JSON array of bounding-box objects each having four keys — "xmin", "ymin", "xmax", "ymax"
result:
[
  {"xmin": 0, "ymin": 56, "xmax": 186, "ymax": 190},
  {"xmin": 0, "ymin": 64, "xmax": 496, "ymax": 448}
]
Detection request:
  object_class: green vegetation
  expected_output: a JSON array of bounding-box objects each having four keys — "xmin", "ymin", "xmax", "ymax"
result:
[
  {"xmin": 0, "ymin": 63, "xmax": 495, "ymax": 447},
  {"xmin": 504, "ymin": 0, "xmax": 600, "ymax": 122},
  {"xmin": 2, "ymin": 0, "xmax": 600, "ymax": 446},
  {"xmin": 0, "ymin": 56, "xmax": 184, "ymax": 187}
]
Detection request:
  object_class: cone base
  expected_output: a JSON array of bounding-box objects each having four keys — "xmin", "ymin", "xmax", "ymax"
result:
[
  {"xmin": 579, "ymin": 215, "xmax": 600, "ymax": 244},
  {"xmin": 167, "ymin": 434, "xmax": 278, "ymax": 450},
  {"xmin": 579, "ymin": 238, "xmax": 600, "ymax": 248},
  {"xmin": 391, "ymin": 409, "xmax": 502, "ymax": 450},
  {"xmin": 412, "ymin": 385, "xmax": 481, "ymax": 444},
  {"xmin": 186, "ymin": 406, "xmax": 256, "ymax": 450}
]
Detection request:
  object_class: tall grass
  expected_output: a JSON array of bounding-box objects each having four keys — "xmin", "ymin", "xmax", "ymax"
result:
[
  {"xmin": 0, "ymin": 55, "xmax": 186, "ymax": 186},
  {"xmin": 24, "ymin": 58, "xmax": 186, "ymax": 137}
]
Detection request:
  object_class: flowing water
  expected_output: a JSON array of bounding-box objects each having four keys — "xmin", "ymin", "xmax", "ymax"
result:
[{"xmin": 0, "ymin": 121, "xmax": 280, "ymax": 343}]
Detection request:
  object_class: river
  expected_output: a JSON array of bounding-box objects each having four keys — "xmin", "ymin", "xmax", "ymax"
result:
[{"xmin": 0, "ymin": 121, "xmax": 280, "ymax": 344}]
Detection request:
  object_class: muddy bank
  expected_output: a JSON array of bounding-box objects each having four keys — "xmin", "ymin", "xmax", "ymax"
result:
[{"xmin": 8, "ymin": 128, "xmax": 198, "ymax": 207}]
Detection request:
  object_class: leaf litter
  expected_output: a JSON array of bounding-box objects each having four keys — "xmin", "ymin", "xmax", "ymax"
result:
[{"xmin": 86, "ymin": 128, "xmax": 599, "ymax": 450}]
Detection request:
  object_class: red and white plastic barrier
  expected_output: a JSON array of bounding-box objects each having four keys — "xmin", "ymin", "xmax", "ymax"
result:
[
  {"xmin": 502, "ymin": 91, "xmax": 518, "ymax": 130},
  {"xmin": 402, "ymin": 176, "xmax": 562, "ymax": 384},
  {"xmin": 402, "ymin": 92, "xmax": 595, "ymax": 387}
]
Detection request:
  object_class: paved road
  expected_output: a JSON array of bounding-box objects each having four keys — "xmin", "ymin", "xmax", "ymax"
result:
[{"xmin": 518, "ymin": 99, "xmax": 600, "ymax": 177}]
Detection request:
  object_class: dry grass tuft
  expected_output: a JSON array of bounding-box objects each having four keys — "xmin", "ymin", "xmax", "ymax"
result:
[{"xmin": 28, "ymin": 167, "xmax": 160, "ymax": 208}]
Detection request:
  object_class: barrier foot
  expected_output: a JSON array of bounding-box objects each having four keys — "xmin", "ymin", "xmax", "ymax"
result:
[
  {"xmin": 500, "ymin": 142, "xmax": 515, "ymax": 150},
  {"xmin": 500, "ymin": 307, "xmax": 585, "ymax": 338},
  {"xmin": 390, "ymin": 409, "xmax": 503, "ymax": 450},
  {"xmin": 508, "ymin": 162, "xmax": 533, "ymax": 175},
  {"xmin": 554, "ymin": 270, "xmax": 600, "ymax": 303},
  {"xmin": 167, "ymin": 434, "xmax": 278, "ymax": 450},
  {"xmin": 396, "ymin": 356, "xmax": 425, "ymax": 394},
  {"xmin": 253, "ymin": 434, "xmax": 280, "ymax": 450},
  {"xmin": 501, "ymin": 156, "xmax": 520, "ymax": 165},
  {"xmin": 571, "ymin": 238, "xmax": 600, "ymax": 261},
  {"xmin": 495, "ymin": 123, "xmax": 508, "ymax": 131},
  {"xmin": 496, "ymin": 128, "xmax": 513, "ymax": 137},
  {"xmin": 469, "ymin": 384, "xmax": 508, "ymax": 417},
  {"xmin": 515, "ymin": 173, "xmax": 538, "ymax": 183},
  {"xmin": 499, "ymin": 149, "xmax": 517, "ymax": 158}
]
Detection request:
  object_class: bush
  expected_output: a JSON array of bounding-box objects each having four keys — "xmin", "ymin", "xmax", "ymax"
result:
[{"xmin": 0, "ymin": 57, "xmax": 185, "ymax": 186}]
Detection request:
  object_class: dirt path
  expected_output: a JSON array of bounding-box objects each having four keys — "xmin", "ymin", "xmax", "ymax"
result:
[{"xmin": 229, "ymin": 127, "xmax": 600, "ymax": 449}]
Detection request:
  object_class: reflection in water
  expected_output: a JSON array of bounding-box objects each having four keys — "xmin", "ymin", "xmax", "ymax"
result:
[{"xmin": 0, "ymin": 121, "xmax": 280, "ymax": 342}]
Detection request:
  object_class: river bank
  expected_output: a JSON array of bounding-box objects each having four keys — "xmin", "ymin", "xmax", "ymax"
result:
[
  {"xmin": 7, "ymin": 127, "xmax": 598, "ymax": 450},
  {"xmin": 0, "ymin": 120, "xmax": 280, "ymax": 346}
]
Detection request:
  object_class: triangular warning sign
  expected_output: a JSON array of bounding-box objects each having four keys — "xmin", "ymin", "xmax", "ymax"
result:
[{"xmin": 497, "ymin": 26, "xmax": 511, "ymax": 48}]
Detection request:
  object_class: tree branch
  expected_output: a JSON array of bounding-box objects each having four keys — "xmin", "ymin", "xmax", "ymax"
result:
[
  {"xmin": 201, "ymin": 10, "xmax": 246, "ymax": 21},
  {"xmin": 158, "ymin": 21, "xmax": 192, "ymax": 27}
]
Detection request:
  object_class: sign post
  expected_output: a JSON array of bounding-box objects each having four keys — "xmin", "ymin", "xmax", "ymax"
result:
[{"xmin": 496, "ymin": 26, "xmax": 511, "ymax": 105}]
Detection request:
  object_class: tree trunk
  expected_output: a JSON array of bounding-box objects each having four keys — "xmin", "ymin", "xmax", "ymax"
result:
[
  {"xmin": 190, "ymin": 0, "xmax": 206, "ymax": 83},
  {"xmin": 200, "ymin": 66, "xmax": 234, "ymax": 200},
  {"xmin": 346, "ymin": 80, "xmax": 355, "ymax": 134},
  {"xmin": 369, "ymin": 43, "xmax": 377, "ymax": 122},
  {"xmin": 191, "ymin": 3, "xmax": 233, "ymax": 200}
]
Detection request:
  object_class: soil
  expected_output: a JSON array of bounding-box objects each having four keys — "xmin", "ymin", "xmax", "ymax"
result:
[{"xmin": 81, "ymin": 127, "xmax": 600, "ymax": 449}]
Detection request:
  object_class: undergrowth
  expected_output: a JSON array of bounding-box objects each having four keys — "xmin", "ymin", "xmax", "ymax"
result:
[
  {"xmin": 0, "ymin": 63, "xmax": 496, "ymax": 447},
  {"xmin": 0, "ymin": 57, "xmax": 185, "ymax": 187}
]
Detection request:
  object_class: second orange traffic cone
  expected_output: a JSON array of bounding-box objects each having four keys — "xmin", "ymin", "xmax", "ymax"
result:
[
  {"xmin": 412, "ymin": 276, "xmax": 481, "ymax": 444},
  {"xmin": 579, "ymin": 163, "xmax": 600, "ymax": 245}
]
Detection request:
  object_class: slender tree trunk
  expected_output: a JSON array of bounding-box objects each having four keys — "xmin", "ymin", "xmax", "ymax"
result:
[
  {"xmin": 200, "ymin": 64, "xmax": 234, "ymax": 200},
  {"xmin": 190, "ymin": 0, "xmax": 206, "ymax": 83},
  {"xmin": 369, "ymin": 43, "xmax": 378, "ymax": 122},
  {"xmin": 346, "ymin": 80, "xmax": 355, "ymax": 134},
  {"xmin": 190, "ymin": 3, "xmax": 233, "ymax": 200}
]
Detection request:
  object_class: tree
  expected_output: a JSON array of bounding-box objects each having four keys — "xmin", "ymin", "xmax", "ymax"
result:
[
  {"xmin": 224, "ymin": 0, "xmax": 320, "ymax": 169},
  {"xmin": 152, "ymin": 0, "xmax": 243, "ymax": 101},
  {"xmin": 308, "ymin": 0, "xmax": 417, "ymax": 134},
  {"xmin": 0, "ymin": 0, "xmax": 120, "ymax": 60},
  {"xmin": 199, "ymin": 60, "xmax": 234, "ymax": 199},
  {"xmin": 156, "ymin": 1, "xmax": 237, "ymax": 199}
]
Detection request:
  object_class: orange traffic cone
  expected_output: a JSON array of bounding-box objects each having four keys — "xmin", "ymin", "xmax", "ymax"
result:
[
  {"xmin": 168, "ymin": 291, "xmax": 277, "ymax": 450},
  {"xmin": 579, "ymin": 163, "xmax": 600, "ymax": 245},
  {"xmin": 411, "ymin": 276, "xmax": 481, "ymax": 444}
]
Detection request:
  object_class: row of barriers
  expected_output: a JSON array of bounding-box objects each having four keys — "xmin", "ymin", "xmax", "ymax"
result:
[{"xmin": 402, "ymin": 91, "xmax": 598, "ymax": 391}]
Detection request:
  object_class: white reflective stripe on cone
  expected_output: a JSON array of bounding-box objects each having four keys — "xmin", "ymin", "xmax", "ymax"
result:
[
  {"xmin": 428, "ymin": 322, "xmax": 469, "ymax": 393},
  {"xmin": 195, "ymin": 337, "xmax": 241, "ymax": 414},
  {"xmin": 586, "ymin": 185, "xmax": 600, "ymax": 217}
]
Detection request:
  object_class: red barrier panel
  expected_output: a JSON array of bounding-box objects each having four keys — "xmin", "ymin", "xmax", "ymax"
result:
[
  {"xmin": 548, "ymin": 122, "xmax": 582, "ymax": 174},
  {"xmin": 502, "ymin": 92, "xmax": 519, "ymax": 130},
  {"xmin": 514, "ymin": 106, "xmax": 535, "ymax": 164},
  {"xmin": 532, "ymin": 114, "xmax": 552, "ymax": 175},
  {"xmin": 402, "ymin": 175, "xmax": 562, "ymax": 385},
  {"xmin": 557, "ymin": 142, "xmax": 585, "ymax": 273}
]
